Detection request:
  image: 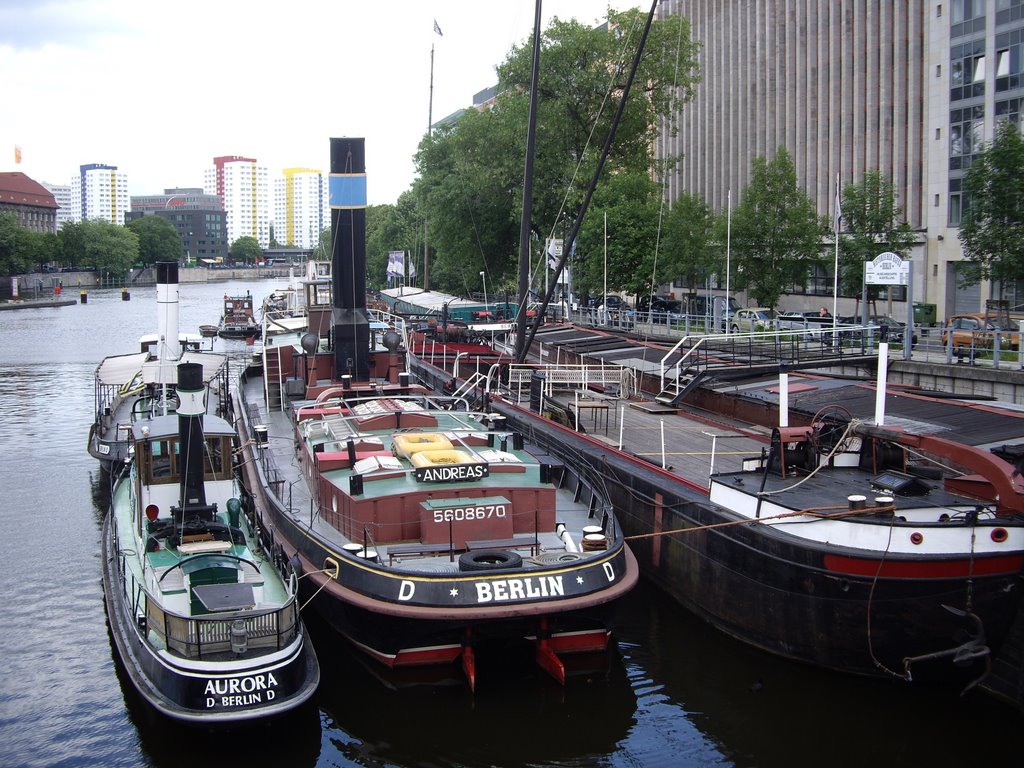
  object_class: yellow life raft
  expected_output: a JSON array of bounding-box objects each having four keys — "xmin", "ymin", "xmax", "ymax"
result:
[{"xmin": 393, "ymin": 433, "xmax": 454, "ymax": 459}]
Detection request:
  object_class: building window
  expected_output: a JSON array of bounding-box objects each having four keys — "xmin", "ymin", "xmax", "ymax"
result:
[{"xmin": 949, "ymin": 193, "xmax": 962, "ymax": 225}]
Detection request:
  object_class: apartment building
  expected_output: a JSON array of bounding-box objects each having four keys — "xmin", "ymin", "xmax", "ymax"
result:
[
  {"xmin": 70, "ymin": 163, "xmax": 130, "ymax": 225},
  {"xmin": 204, "ymin": 156, "xmax": 271, "ymax": 249},
  {"xmin": 273, "ymin": 168, "xmax": 329, "ymax": 249}
]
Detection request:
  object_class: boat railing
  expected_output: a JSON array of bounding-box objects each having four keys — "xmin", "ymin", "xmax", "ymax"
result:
[
  {"xmin": 113, "ymin": 531, "xmax": 300, "ymax": 659},
  {"xmin": 156, "ymin": 599, "xmax": 300, "ymax": 659},
  {"xmin": 496, "ymin": 363, "xmax": 635, "ymax": 403}
]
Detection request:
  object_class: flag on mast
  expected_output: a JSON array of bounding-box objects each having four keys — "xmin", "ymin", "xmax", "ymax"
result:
[
  {"xmin": 14, "ymin": 145, "xmax": 22, "ymax": 164},
  {"xmin": 408, "ymin": 251, "xmax": 416, "ymax": 278},
  {"xmin": 433, "ymin": 19, "xmax": 443, "ymax": 36}
]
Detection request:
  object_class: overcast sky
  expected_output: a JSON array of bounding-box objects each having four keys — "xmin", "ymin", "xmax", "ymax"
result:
[{"xmin": 1, "ymin": 0, "xmax": 637, "ymax": 205}]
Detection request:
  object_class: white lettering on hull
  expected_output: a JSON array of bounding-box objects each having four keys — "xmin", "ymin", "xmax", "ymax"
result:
[
  {"xmin": 398, "ymin": 580, "xmax": 416, "ymax": 601},
  {"xmin": 475, "ymin": 575, "xmax": 565, "ymax": 603},
  {"xmin": 203, "ymin": 672, "xmax": 279, "ymax": 708}
]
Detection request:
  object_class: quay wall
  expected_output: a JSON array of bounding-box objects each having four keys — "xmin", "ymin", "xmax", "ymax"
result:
[{"xmin": 9, "ymin": 267, "xmax": 287, "ymax": 295}]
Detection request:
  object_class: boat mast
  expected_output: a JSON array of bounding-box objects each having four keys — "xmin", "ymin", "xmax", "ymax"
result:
[
  {"xmin": 514, "ymin": 0, "xmax": 544, "ymax": 362},
  {"xmin": 515, "ymin": 0, "xmax": 659, "ymax": 363}
]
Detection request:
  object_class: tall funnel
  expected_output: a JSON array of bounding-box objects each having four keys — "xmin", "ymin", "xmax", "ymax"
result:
[
  {"xmin": 155, "ymin": 262, "xmax": 180, "ymax": 366},
  {"xmin": 176, "ymin": 362, "xmax": 208, "ymax": 510},
  {"xmin": 329, "ymin": 137, "xmax": 370, "ymax": 380}
]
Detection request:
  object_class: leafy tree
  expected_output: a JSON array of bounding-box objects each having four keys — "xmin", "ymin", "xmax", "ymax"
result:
[
  {"xmin": 367, "ymin": 197, "xmax": 423, "ymax": 291},
  {"xmin": 126, "ymin": 215, "xmax": 182, "ymax": 266},
  {"xmin": 79, "ymin": 219, "xmax": 138, "ymax": 274},
  {"xmin": 412, "ymin": 6, "xmax": 700, "ymax": 296},
  {"xmin": 662, "ymin": 191, "xmax": 719, "ymax": 296},
  {"xmin": 574, "ymin": 171, "xmax": 660, "ymax": 297},
  {"xmin": 311, "ymin": 226, "xmax": 331, "ymax": 262},
  {"xmin": 0, "ymin": 211, "xmax": 43, "ymax": 276},
  {"xmin": 230, "ymin": 236, "xmax": 262, "ymax": 265},
  {"xmin": 730, "ymin": 148, "xmax": 825, "ymax": 309},
  {"xmin": 959, "ymin": 119, "xmax": 1024, "ymax": 291},
  {"xmin": 837, "ymin": 170, "xmax": 916, "ymax": 299}
]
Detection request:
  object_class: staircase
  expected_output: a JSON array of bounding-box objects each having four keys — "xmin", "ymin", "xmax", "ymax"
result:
[{"xmin": 264, "ymin": 344, "xmax": 284, "ymax": 411}]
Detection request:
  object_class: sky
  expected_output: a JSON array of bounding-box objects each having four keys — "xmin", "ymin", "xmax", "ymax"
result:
[{"xmin": 1, "ymin": 0, "xmax": 638, "ymax": 206}]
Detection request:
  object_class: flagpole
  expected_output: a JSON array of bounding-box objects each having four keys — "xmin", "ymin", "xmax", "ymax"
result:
[
  {"xmin": 725, "ymin": 189, "xmax": 731, "ymax": 334},
  {"xmin": 832, "ymin": 172, "xmax": 841, "ymax": 340}
]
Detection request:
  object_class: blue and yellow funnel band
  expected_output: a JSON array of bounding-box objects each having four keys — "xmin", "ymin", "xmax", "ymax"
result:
[{"xmin": 330, "ymin": 173, "xmax": 367, "ymax": 209}]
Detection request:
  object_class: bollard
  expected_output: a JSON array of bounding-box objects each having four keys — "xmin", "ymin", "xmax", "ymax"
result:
[
  {"xmin": 80, "ymin": 291, "xmax": 88, "ymax": 304},
  {"xmin": 121, "ymin": 287, "xmax": 130, "ymax": 301}
]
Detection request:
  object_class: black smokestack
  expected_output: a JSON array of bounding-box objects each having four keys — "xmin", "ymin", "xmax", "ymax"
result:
[
  {"xmin": 176, "ymin": 362, "xmax": 207, "ymax": 510},
  {"xmin": 330, "ymin": 137, "xmax": 370, "ymax": 380}
]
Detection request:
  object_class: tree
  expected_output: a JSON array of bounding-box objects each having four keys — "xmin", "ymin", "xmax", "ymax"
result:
[
  {"xmin": 574, "ymin": 171, "xmax": 660, "ymax": 297},
  {"xmin": 126, "ymin": 215, "xmax": 182, "ymax": 266},
  {"xmin": 959, "ymin": 119, "xmax": 1024, "ymax": 292},
  {"xmin": 412, "ymin": 7, "xmax": 700, "ymax": 296},
  {"xmin": 662, "ymin": 192, "xmax": 719, "ymax": 297},
  {"xmin": 0, "ymin": 211, "xmax": 45, "ymax": 276},
  {"xmin": 730, "ymin": 148, "xmax": 825, "ymax": 309},
  {"xmin": 837, "ymin": 170, "xmax": 916, "ymax": 299},
  {"xmin": 79, "ymin": 219, "xmax": 138, "ymax": 274},
  {"xmin": 230, "ymin": 236, "xmax": 262, "ymax": 265}
]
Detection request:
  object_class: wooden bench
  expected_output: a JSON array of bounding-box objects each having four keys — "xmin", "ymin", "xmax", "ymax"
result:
[
  {"xmin": 386, "ymin": 542, "xmax": 457, "ymax": 565},
  {"xmin": 465, "ymin": 536, "xmax": 539, "ymax": 557}
]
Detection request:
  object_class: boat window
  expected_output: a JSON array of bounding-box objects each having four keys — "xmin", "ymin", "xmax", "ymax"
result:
[
  {"xmin": 148, "ymin": 439, "xmax": 180, "ymax": 483},
  {"xmin": 204, "ymin": 437, "xmax": 230, "ymax": 479}
]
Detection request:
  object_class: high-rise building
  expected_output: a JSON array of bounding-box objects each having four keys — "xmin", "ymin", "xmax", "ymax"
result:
[
  {"xmin": 273, "ymin": 168, "xmax": 329, "ymax": 249},
  {"xmin": 41, "ymin": 182, "xmax": 73, "ymax": 227},
  {"xmin": 204, "ymin": 156, "xmax": 270, "ymax": 249},
  {"xmin": 70, "ymin": 163, "xmax": 129, "ymax": 224},
  {"xmin": 127, "ymin": 188, "xmax": 227, "ymax": 263},
  {"xmin": 656, "ymin": 0, "xmax": 1024, "ymax": 319}
]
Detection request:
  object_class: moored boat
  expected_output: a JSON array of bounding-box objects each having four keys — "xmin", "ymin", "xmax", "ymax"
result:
[
  {"xmin": 88, "ymin": 263, "xmax": 229, "ymax": 470},
  {"xmin": 218, "ymin": 292, "xmax": 261, "ymax": 339},
  {"xmin": 233, "ymin": 137, "xmax": 638, "ymax": 690},
  {"xmin": 412, "ymin": 343, "xmax": 1024, "ymax": 690},
  {"xmin": 101, "ymin": 359, "xmax": 319, "ymax": 724}
]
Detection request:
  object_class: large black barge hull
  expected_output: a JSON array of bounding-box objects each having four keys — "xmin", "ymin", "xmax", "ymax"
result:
[{"xmin": 479, "ymin": 393, "xmax": 1022, "ymax": 683}]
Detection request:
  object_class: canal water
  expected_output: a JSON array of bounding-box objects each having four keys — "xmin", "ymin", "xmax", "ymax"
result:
[{"xmin": 0, "ymin": 280, "xmax": 1020, "ymax": 768}]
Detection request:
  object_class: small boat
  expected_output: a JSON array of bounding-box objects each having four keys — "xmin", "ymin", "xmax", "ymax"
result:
[
  {"xmin": 218, "ymin": 292, "xmax": 261, "ymax": 339},
  {"xmin": 88, "ymin": 263, "xmax": 229, "ymax": 470},
  {"xmin": 199, "ymin": 324, "xmax": 219, "ymax": 338},
  {"xmin": 233, "ymin": 138, "xmax": 638, "ymax": 691},
  {"xmin": 101, "ymin": 357, "xmax": 319, "ymax": 724}
]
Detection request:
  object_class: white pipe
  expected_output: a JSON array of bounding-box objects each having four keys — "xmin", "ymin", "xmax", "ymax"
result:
[
  {"xmin": 875, "ymin": 342, "xmax": 889, "ymax": 425},
  {"xmin": 779, "ymin": 372, "xmax": 789, "ymax": 427},
  {"xmin": 555, "ymin": 523, "xmax": 578, "ymax": 553},
  {"xmin": 618, "ymin": 405, "xmax": 625, "ymax": 450},
  {"xmin": 660, "ymin": 419, "xmax": 666, "ymax": 469}
]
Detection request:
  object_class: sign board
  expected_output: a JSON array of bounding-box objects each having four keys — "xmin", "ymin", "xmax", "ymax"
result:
[
  {"xmin": 546, "ymin": 238, "xmax": 563, "ymax": 258},
  {"xmin": 865, "ymin": 252, "xmax": 909, "ymax": 286}
]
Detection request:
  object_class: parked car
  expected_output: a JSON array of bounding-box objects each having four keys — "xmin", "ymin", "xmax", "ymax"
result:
[
  {"xmin": 597, "ymin": 295, "xmax": 629, "ymax": 311},
  {"xmin": 636, "ymin": 295, "xmax": 682, "ymax": 323},
  {"xmin": 637, "ymin": 294, "xmax": 680, "ymax": 313},
  {"xmin": 731, "ymin": 307, "xmax": 776, "ymax": 333},
  {"xmin": 838, "ymin": 315, "xmax": 918, "ymax": 346},
  {"xmin": 942, "ymin": 313, "xmax": 1020, "ymax": 351}
]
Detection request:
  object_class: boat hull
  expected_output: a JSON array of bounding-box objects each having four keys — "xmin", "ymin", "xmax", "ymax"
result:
[
  {"xmin": 472, "ymin": 386, "xmax": 1023, "ymax": 683},
  {"xmin": 101, "ymin": 505, "xmax": 318, "ymax": 725}
]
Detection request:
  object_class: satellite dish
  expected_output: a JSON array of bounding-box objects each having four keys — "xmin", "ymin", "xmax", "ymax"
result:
[
  {"xmin": 300, "ymin": 333, "xmax": 319, "ymax": 355},
  {"xmin": 382, "ymin": 330, "xmax": 401, "ymax": 351}
]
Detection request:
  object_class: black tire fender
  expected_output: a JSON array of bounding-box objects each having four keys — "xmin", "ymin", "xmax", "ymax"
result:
[{"xmin": 458, "ymin": 550, "xmax": 523, "ymax": 571}]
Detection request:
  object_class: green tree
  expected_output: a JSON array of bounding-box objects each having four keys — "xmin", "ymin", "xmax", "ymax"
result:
[
  {"xmin": 662, "ymin": 191, "xmax": 718, "ymax": 296},
  {"xmin": 574, "ymin": 171, "xmax": 660, "ymax": 297},
  {"xmin": 77, "ymin": 219, "xmax": 138, "ymax": 274},
  {"xmin": 959, "ymin": 119, "xmax": 1024, "ymax": 291},
  {"xmin": 126, "ymin": 215, "xmax": 182, "ymax": 266},
  {"xmin": 366, "ymin": 198, "xmax": 423, "ymax": 291},
  {"xmin": 837, "ymin": 170, "xmax": 916, "ymax": 299},
  {"xmin": 412, "ymin": 6, "xmax": 700, "ymax": 296},
  {"xmin": 730, "ymin": 148, "xmax": 825, "ymax": 309},
  {"xmin": 230, "ymin": 236, "xmax": 262, "ymax": 265},
  {"xmin": 0, "ymin": 211, "xmax": 44, "ymax": 276}
]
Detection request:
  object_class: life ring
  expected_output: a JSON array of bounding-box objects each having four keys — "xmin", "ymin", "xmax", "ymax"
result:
[{"xmin": 458, "ymin": 550, "xmax": 523, "ymax": 571}]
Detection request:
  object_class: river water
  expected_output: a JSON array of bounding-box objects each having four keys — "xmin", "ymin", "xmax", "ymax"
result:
[{"xmin": 0, "ymin": 280, "xmax": 1020, "ymax": 768}]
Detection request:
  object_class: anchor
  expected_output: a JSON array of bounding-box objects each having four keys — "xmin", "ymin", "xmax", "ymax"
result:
[{"xmin": 902, "ymin": 605, "xmax": 991, "ymax": 695}]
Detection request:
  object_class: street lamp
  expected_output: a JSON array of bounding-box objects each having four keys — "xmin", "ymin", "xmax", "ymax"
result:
[{"xmin": 480, "ymin": 270, "xmax": 488, "ymax": 312}]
